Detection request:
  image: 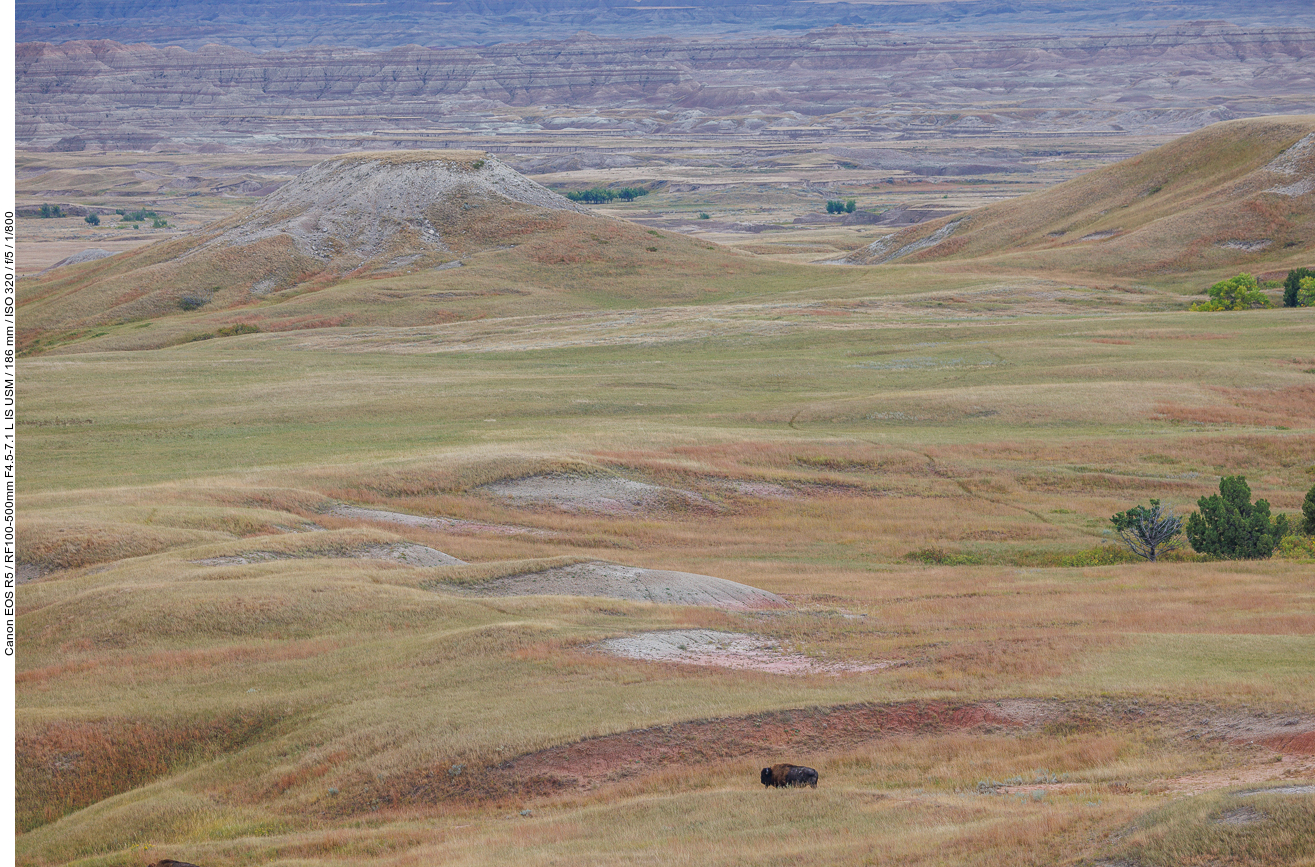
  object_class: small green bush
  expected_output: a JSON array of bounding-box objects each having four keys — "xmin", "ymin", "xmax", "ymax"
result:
[
  {"xmin": 1277, "ymin": 534, "xmax": 1315, "ymax": 561},
  {"xmin": 84, "ymin": 213, "xmax": 100, "ymax": 226}
]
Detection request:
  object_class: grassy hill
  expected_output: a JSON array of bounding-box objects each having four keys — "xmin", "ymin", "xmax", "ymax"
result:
[
  {"xmin": 843, "ymin": 115, "xmax": 1315, "ymax": 280},
  {"xmin": 18, "ymin": 150, "xmax": 837, "ymax": 355}
]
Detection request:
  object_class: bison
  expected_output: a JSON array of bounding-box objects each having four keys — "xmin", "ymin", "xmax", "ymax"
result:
[{"xmin": 761, "ymin": 763, "xmax": 818, "ymax": 788}]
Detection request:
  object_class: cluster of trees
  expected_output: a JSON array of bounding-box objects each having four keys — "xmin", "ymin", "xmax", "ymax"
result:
[
  {"xmin": 116, "ymin": 208, "xmax": 168, "ymax": 227},
  {"xmin": 564, "ymin": 187, "xmax": 650, "ymax": 204},
  {"xmin": 1192, "ymin": 268, "xmax": 1315, "ymax": 311},
  {"xmin": 38, "ymin": 204, "xmax": 64, "ymax": 218},
  {"xmin": 825, "ymin": 199, "xmax": 857, "ymax": 214},
  {"xmin": 1112, "ymin": 476, "xmax": 1315, "ymax": 561}
]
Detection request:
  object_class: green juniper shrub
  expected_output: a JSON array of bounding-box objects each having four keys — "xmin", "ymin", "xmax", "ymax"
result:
[
  {"xmin": 1283, "ymin": 267, "xmax": 1314, "ymax": 307},
  {"xmin": 1185, "ymin": 476, "xmax": 1289, "ymax": 559}
]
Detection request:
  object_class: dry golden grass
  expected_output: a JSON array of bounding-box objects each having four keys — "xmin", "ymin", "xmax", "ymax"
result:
[
  {"xmin": 16, "ymin": 127, "xmax": 1315, "ymax": 867},
  {"xmin": 850, "ymin": 115, "xmax": 1315, "ymax": 279}
]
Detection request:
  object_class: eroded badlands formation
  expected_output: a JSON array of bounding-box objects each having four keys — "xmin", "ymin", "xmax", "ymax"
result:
[{"xmin": 17, "ymin": 24, "xmax": 1315, "ymax": 152}]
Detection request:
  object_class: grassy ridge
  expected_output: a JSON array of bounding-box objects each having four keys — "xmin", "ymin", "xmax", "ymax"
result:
[{"xmin": 850, "ymin": 116, "xmax": 1315, "ymax": 277}]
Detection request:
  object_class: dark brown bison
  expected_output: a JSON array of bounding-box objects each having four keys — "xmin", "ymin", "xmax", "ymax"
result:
[{"xmin": 761, "ymin": 763, "xmax": 818, "ymax": 788}]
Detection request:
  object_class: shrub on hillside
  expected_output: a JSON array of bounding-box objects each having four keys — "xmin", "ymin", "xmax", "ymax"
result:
[
  {"xmin": 84, "ymin": 213, "xmax": 100, "ymax": 226},
  {"xmin": 1283, "ymin": 267, "xmax": 1313, "ymax": 307},
  {"xmin": 1110, "ymin": 499, "xmax": 1183, "ymax": 561},
  {"xmin": 1190, "ymin": 273, "xmax": 1271, "ymax": 311},
  {"xmin": 1185, "ymin": 475, "xmax": 1289, "ymax": 559}
]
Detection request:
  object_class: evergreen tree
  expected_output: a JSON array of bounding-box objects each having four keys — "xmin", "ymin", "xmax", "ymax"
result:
[
  {"xmin": 1283, "ymin": 267, "xmax": 1313, "ymax": 307},
  {"xmin": 1185, "ymin": 476, "xmax": 1285, "ymax": 558}
]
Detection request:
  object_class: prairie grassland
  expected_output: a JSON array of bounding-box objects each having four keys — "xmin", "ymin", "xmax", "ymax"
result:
[{"xmin": 18, "ymin": 265, "xmax": 1315, "ymax": 866}]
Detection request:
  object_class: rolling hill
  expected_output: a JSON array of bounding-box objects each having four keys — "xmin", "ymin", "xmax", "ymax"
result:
[
  {"xmin": 841, "ymin": 115, "xmax": 1315, "ymax": 277},
  {"xmin": 17, "ymin": 150, "xmax": 803, "ymax": 354}
]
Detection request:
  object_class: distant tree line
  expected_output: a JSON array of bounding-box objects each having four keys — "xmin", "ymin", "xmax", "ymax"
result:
[
  {"xmin": 38, "ymin": 204, "xmax": 63, "ymax": 218},
  {"xmin": 116, "ymin": 208, "xmax": 167, "ymax": 227},
  {"xmin": 565, "ymin": 187, "xmax": 650, "ymax": 204},
  {"xmin": 825, "ymin": 199, "xmax": 857, "ymax": 214}
]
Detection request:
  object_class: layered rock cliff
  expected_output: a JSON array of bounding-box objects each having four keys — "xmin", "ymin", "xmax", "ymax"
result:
[{"xmin": 17, "ymin": 24, "xmax": 1315, "ymax": 151}]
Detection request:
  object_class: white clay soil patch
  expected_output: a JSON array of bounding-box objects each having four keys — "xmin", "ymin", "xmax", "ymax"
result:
[
  {"xmin": 478, "ymin": 474, "xmax": 720, "ymax": 516},
  {"xmin": 595, "ymin": 628, "xmax": 892, "ymax": 675},
  {"xmin": 329, "ymin": 504, "xmax": 553, "ymax": 536},
  {"xmin": 193, "ymin": 542, "xmax": 465, "ymax": 567},
  {"xmin": 452, "ymin": 561, "xmax": 787, "ymax": 609}
]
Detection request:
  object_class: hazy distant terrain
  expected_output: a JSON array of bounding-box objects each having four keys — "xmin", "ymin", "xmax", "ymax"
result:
[
  {"xmin": 17, "ymin": 0, "xmax": 1315, "ymax": 48},
  {"xmin": 18, "ymin": 24, "xmax": 1315, "ymax": 155}
]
